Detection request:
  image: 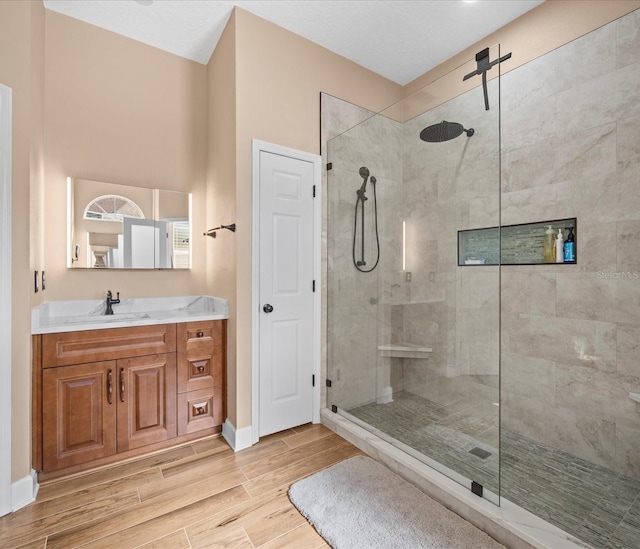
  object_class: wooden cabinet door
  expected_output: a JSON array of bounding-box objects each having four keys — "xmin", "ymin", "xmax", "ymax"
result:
[
  {"xmin": 116, "ymin": 353, "xmax": 177, "ymax": 452},
  {"xmin": 42, "ymin": 361, "xmax": 117, "ymax": 471}
]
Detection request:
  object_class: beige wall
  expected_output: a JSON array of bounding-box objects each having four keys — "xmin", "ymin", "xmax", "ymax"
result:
[
  {"xmin": 206, "ymin": 11, "xmax": 238, "ymax": 426},
  {"xmin": 0, "ymin": 0, "xmax": 44, "ymax": 482},
  {"xmin": 43, "ymin": 10, "xmax": 208, "ymax": 301},
  {"xmin": 228, "ymin": 8, "xmax": 403, "ymax": 428}
]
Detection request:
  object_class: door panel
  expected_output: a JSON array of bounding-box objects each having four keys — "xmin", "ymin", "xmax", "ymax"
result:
[
  {"xmin": 42, "ymin": 361, "xmax": 117, "ymax": 471},
  {"xmin": 259, "ymin": 151, "xmax": 314, "ymax": 436},
  {"xmin": 117, "ymin": 353, "xmax": 177, "ymax": 452},
  {"xmin": 271, "ymin": 320, "xmax": 299, "ymax": 400}
]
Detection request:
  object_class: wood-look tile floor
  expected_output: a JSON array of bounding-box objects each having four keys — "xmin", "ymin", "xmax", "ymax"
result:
[{"xmin": 1, "ymin": 424, "xmax": 363, "ymax": 549}]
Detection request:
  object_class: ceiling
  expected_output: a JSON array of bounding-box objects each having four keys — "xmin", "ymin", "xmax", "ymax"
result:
[{"xmin": 43, "ymin": 0, "xmax": 544, "ymax": 85}]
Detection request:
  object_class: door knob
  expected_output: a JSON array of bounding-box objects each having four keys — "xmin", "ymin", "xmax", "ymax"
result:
[{"xmin": 263, "ymin": 304, "xmax": 274, "ymax": 313}]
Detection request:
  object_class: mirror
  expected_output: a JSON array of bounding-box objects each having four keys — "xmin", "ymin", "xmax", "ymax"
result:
[{"xmin": 67, "ymin": 178, "xmax": 192, "ymax": 269}]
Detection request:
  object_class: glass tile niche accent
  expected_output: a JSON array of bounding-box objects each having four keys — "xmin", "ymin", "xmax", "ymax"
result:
[{"xmin": 458, "ymin": 218, "xmax": 577, "ymax": 266}]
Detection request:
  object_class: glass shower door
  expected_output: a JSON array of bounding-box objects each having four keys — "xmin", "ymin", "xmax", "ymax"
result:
[{"xmin": 326, "ymin": 47, "xmax": 502, "ymax": 503}]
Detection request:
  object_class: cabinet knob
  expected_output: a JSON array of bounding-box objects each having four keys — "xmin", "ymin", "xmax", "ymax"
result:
[
  {"xmin": 195, "ymin": 406, "xmax": 206, "ymax": 415},
  {"xmin": 197, "ymin": 365, "xmax": 205, "ymax": 373},
  {"xmin": 197, "ymin": 331, "xmax": 204, "ymax": 338}
]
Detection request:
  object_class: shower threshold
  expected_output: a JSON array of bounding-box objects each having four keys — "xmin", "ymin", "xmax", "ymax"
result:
[{"xmin": 321, "ymin": 408, "xmax": 588, "ymax": 549}]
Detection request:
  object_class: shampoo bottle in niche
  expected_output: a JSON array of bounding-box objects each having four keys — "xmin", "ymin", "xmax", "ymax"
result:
[
  {"xmin": 543, "ymin": 225, "xmax": 555, "ymax": 263},
  {"xmin": 555, "ymin": 228, "xmax": 564, "ymax": 263},
  {"xmin": 564, "ymin": 227, "xmax": 575, "ymax": 262}
]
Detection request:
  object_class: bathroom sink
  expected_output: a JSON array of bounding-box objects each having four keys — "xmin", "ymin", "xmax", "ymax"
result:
[
  {"xmin": 32, "ymin": 295, "xmax": 229, "ymax": 334},
  {"xmin": 65, "ymin": 313, "xmax": 152, "ymax": 324}
]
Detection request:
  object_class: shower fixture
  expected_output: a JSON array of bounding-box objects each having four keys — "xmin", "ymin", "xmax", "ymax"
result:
[
  {"xmin": 419, "ymin": 121, "xmax": 474, "ymax": 143},
  {"xmin": 353, "ymin": 166, "xmax": 380, "ymax": 273}
]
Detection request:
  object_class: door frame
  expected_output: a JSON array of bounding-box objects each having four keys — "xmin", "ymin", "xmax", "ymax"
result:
[
  {"xmin": 251, "ymin": 139, "xmax": 321, "ymax": 444},
  {"xmin": 0, "ymin": 84, "xmax": 12, "ymax": 515}
]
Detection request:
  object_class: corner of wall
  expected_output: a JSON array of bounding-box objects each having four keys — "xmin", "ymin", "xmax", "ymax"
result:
[
  {"xmin": 11, "ymin": 469, "xmax": 38, "ymax": 512},
  {"xmin": 221, "ymin": 419, "xmax": 253, "ymax": 452}
]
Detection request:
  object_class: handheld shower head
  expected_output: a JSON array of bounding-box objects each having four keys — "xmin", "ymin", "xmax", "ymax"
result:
[{"xmin": 358, "ymin": 166, "xmax": 370, "ymax": 196}]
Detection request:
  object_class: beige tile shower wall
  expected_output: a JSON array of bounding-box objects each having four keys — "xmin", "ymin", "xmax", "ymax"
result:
[
  {"xmin": 400, "ymin": 79, "xmax": 501, "ymax": 392},
  {"xmin": 321, "ymin": 94, "xmax": 376, "ymax": 410},
  {"xmin": 500, "ymin": 9, "xmax": 640, "ymax": 479},
  {"xmin": 324, "ymin": 97, "xmax": 404, "ymax": 410}
]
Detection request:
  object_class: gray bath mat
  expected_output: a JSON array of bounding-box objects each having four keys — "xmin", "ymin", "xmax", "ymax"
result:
[{"xmin": 288, "ymin": 455, "xmax": 504, "ymax": 549}]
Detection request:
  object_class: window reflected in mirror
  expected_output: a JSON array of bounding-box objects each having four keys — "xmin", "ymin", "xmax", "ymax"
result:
[{"xmin": 67, "ymin": 177, "xmax": 192, "ymax": 270}]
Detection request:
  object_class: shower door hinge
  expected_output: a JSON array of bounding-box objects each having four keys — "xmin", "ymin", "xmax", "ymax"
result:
[
  {"xmin": 326, "ymin": 162, "xmax": 333, "ymax": 170},
  {"xmin": 471, "ymin": 481, "xmax": 484, "ymax": 497},
  {"xmin": 312, "ymin": 280, "xmax": 316, "ymax": 292},
  {"xmin": 326, "ymin": 379, "xmax": 332, "ymax": 388},
  {"xmin": 312, "ymin": 374, "xmax": 315, "ymax": 387},
  {"xmin": 313, "ymin": 185, "xmax": 316, "ymax": 197}
]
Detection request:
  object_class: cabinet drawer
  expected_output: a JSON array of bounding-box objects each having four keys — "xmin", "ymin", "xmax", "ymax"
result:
[
  {"xmin": 177, "ymin": 386, "xmax": 223, "ymax": 436},
  {"xmin": 177, "ymin": 345, "xmax": 223, "ymax": 393},
  {"xmin": 177, "ymin": 320, "xmax": 222, "ymax": 354},
  {"xmin": 42, "ymin": 324, "xmax": 177, "ymax": 368}
]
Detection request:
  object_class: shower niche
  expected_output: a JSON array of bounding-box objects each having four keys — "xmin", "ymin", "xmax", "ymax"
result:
[{"xmin": 458, "ymin": 217, "xmax": 577, "ymax": 266}]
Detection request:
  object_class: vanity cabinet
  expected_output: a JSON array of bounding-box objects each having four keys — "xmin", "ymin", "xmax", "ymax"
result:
[
  {"xmin": 41, "ymin": 353, "xmax": 177, "ymax": 471},
  {"xmin": 34, "ymin": 320, "xmax": 225, "ymax": 479}
]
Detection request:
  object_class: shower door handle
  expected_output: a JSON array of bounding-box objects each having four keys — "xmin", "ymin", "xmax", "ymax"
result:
[{"xmin": 263, "ymin": 304, "xmax": 274, "ymax": 313}]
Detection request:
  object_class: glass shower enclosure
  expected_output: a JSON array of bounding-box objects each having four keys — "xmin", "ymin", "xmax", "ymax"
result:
[{"xmin": 326, "ymin": 47, "xmax": 502, "ymax": 503}]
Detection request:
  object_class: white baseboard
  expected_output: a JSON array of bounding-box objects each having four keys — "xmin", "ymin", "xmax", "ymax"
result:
[
  {"xmin": 222, "ymin": 419, "xmax": 253, "ymax": 452},
  {"xmin": 11, "ymin": 469, "xmax": 38, "ymax": 512}
]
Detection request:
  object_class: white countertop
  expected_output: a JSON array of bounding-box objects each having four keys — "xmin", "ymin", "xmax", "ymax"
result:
[{"xmin": 32, "ymin": 295, "xmax": 229, "ymax": 334}]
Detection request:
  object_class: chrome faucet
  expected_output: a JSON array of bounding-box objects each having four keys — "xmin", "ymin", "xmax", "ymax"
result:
[{"xmin": 105, "ymin": 290, "xmax": 120, "ymax": 315}]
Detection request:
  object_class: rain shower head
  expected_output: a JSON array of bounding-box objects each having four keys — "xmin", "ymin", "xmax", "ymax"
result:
[{"xmin": 419, "ymin": 121, "xmax": 474, "ymax": 143}]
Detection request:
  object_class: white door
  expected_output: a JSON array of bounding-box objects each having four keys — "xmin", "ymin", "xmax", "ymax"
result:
[
  {"xmin": 123, "ymin": 218, "xmax": 157, "ymax": 268},
  {"xmin": 0, "ymin": 84, "xmax": 12, "ymax": 516},
  {"xmin": 258, "ymin": 150, "xmax": 315, "ymax": 436}
]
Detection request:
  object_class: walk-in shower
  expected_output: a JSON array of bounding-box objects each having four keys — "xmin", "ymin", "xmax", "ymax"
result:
[
  {"xmin": 325, "ymin": 14, "xmax": 640, "ymax": 547},
  {"xmin": 327, "ymin": 47, "xmax": 502, "ymax": 503}
]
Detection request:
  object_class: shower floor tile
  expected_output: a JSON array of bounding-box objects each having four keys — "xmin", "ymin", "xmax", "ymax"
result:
[{"xmin": 346, "ymin": 390, "xmax": 640, "ymax": 549}]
